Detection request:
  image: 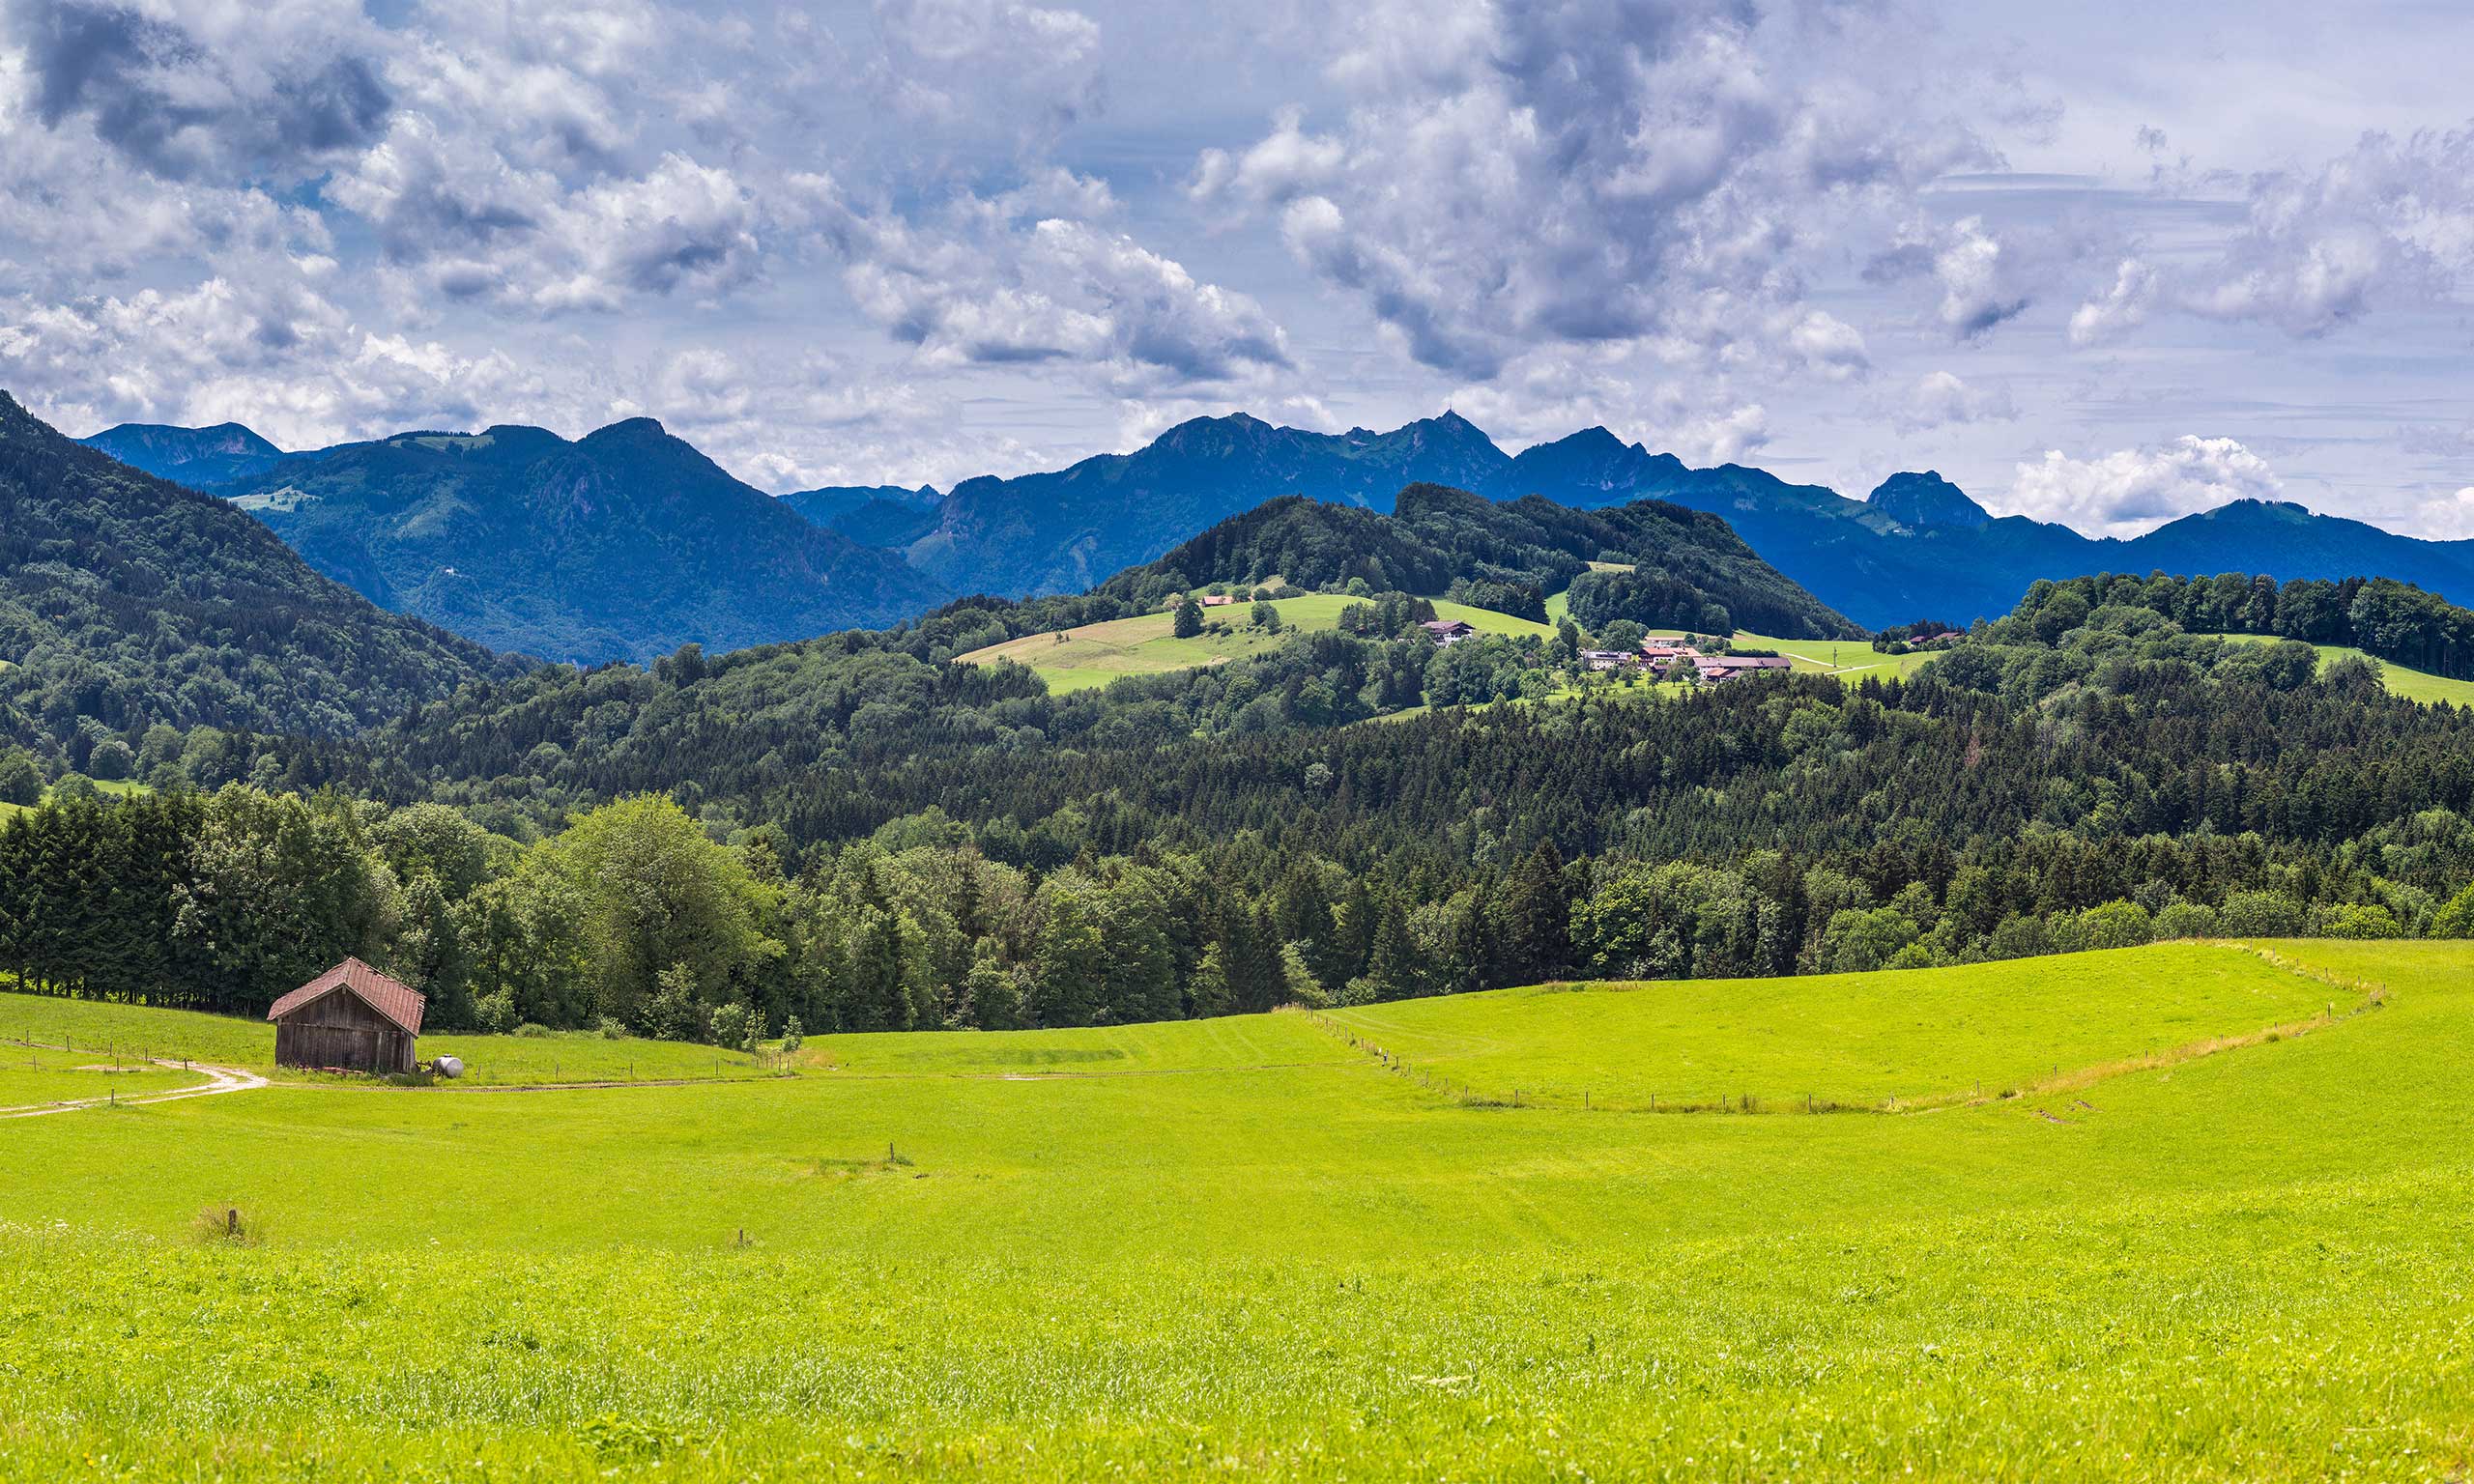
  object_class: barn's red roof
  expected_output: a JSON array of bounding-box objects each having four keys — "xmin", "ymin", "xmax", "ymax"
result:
[{"xmin": 266, "ymin": 957, "xmax": 425, "ymax": 1036}]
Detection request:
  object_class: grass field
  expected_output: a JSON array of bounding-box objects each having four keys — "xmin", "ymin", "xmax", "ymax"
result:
[
  {"xmin": 1324, "ymin": 941, "xmax": 2351, "ymax": 1109},
  {"xmin": 0, "ymin": 1046, "xmax": 200, "ymax": 1107},
  {"xmin": 1639, "ymin": 628, "xmax": 1942, "ymax": 681},
  {"xmin": 957, "ymin": 593, "xmax": 1550, "ymax": 693},
  {"xmin": 2210, "ymin": 632, "xmax": 2474, "ymax": 705},
  {"xmin": 2, "ymin": 938, "xmax": 2470, "ymax": 1480}
]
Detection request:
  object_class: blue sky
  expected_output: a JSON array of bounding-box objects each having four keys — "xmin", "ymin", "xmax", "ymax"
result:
[{"xmin": 2, "ymin": 0, "xmax": 2470, "ymax": 539}]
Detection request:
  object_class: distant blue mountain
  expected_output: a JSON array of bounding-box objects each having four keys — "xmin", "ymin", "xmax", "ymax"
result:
[
  {"xmin": 78, "ymin": 420, "xmax": 288, "ymax": 488},
  {"xmin": 773, "ymin": 410, "xmax": 2474, "ymax": 626},
  {"xmin": 883, "ymin": 411, "xmax": 1511, "ymax": 597},
  {"xmin": 1488, "ymin": 427, "xmax": 2474, "ymax": 627}
]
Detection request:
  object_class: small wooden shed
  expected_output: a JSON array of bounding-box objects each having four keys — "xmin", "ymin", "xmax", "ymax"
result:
[{"xmin": 267, "ymin": 958, "xmax": 425, "ymax": 1073}]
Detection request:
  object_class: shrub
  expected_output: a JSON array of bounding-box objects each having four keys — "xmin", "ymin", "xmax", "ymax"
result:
[
  {"xmin": 2153, "ymin": 901, "xmax": 2219, "ymax": 940},
  {"xmin": 513, "ymin": 1022, "xmax": 552, "ymax": 1039},
  {"xmin": 2077, "ymin": 899, "xmax": 2154, "ymax": 951},
  {"xmin": 472, "ymin": 989, "xmax": 518, "ymax": 1035},
  {"xmin": 2219, "ymin": 890, "xmax": 2307, "ymax": 937},
  {"xmin": 709, "ymin": 1002, "xmax": 754, "ymax": 1052},
  {"xmin": 597, "ymin": 1016, "xmax": 629, "ymax": 1040},
  {"xmin": 2314, "ymin": 903, "xmax": 2401, "ymax": 940}
]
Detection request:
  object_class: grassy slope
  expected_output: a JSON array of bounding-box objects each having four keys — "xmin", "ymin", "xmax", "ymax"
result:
[
  {"xmin": 1325, "ymin": 942, "xmax": 2345, "ymax": 1108},
  {"xmin": 0, "ymin": 1046, "xmax": 198, "ymax": 1106},
  {"xmin": 1, "ymin": 940, "xmax": 2470, "ymax": 1480},
  {"xmin": 956, "ymin": 593, "xmax": 1550, "ymax": 693},
  {"xmin": 1641, "ymin": 627, "xmax": 1942, "ymax": 681},
  {"xmin": 2211, "ymin": 632, "xmax": 2474, "ymax": 705}
]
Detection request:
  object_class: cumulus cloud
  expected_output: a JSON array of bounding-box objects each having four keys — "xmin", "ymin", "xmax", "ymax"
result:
[
  {"xmin": 2160, "ymin": 124, "xmax": 2474, "ymax": 338},
  {"xmin": 826, "ymin": 182, "xmax": 1290, "ymax": 390},
  {"xmin": 2067, "ymin": 257, "xmax": 2157, "ymax": 347},
  {"xmin": 1204, "ymin": 0, "xmax": 1993, "ymax": 379},
  {"xmin": 2006, "ymin": 436, "xmax": 2282, "ymax": 539},
  {"xmin": 1894, "ymin": 369, "xmax": 2014, "ymax": 433},
  {"xmin": 1929, "ymin": 215, "xmax": 2030, "ymax": 338},
  {"xmin": 2416, "ymin": 488, "xmax": 2474, "ymax": 541},
  {"xmin": 1785, "ymin": 310, "xmax": 1869, "ymax": 382},
  {"xmin": 0, "ymin": 273, "xmax": 548, "ymax": 446}
]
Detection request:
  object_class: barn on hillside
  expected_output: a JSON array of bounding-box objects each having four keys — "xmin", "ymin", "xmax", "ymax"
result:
[{"xmin": 268, "ymin": 957, "xmax": 425, "ymax": 1073}]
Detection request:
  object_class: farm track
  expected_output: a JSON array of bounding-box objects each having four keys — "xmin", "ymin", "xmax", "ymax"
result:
[
  {"xmin": 0, "ymin": 1049, "xmax": 266, "ymax": 1119},
  {"xmin": 430, "ymin": 1060, "xmax": 1354, "ymax": 1092}
]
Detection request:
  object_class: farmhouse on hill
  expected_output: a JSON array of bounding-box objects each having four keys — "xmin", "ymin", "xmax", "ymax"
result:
[
  {"xmin": 1695, "ymin": 655, "xmax": 1796, "ymax": 683},
  {"xmin": 1421, "ymin": 618, "xmax": 1477, "ymax": 645},
  {"xmin": 268, "ymin": 957, "xmax": 425, "ymax": 1073}
]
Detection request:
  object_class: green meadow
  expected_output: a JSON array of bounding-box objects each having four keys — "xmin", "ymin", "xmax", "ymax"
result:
[
  {"xmin": 2, "ymin": 939, "xmax": 2471, "ymax": 1480},
  {"xmin": 1641, "ymin": 627, "xmax": 1943, "ymax": 681},
  {"xmin": 956, "ymin": 592, "xmax": 1549, "ymax": 693}
]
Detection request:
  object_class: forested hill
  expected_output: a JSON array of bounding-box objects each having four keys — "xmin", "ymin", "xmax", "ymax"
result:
[
  {"xmin": 215, "ymin": 419, "xmax": 953, "ymax": 665},
  {"xmin": 1099, "ymin": 483, "xmax": 1862, "ymax": 639},
  {"xmin": 0, "ymin": 393, "xmax": 521, "ymax": 772}
]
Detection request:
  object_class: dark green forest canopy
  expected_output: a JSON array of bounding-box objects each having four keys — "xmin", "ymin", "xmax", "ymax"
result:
[{"xmin": 0, "ymin": 391, "xmax": 520, "ymax": 771}]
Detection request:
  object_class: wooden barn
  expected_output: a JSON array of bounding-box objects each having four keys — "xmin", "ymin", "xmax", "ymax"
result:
[{"xmin": 267, "ymin": 958, "xmax": 425, "ymax": 1073}]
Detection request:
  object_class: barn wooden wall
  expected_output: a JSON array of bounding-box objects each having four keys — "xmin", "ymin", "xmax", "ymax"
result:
[{"xmin": 273, "ymin": 991, "xmax": 415, "ymax": 1073}]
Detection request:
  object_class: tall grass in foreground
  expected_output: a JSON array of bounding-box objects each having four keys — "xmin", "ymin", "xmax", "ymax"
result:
[{"xmin": 2, "ymin": 1161, "xmax": 2465, "ymax": 1482}]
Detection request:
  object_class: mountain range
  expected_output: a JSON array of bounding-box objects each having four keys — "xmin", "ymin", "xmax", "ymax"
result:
[
  {"xmin": 74, "ymin": 404, "xmax": 2474, "ymax": 653},
  {"xmin": 832, "ymin": 411, "xmax": 2474, "ymax": 628},
  {"xmin": 178, "ymin": 420, "xmax": 944, "ymax": 664}
]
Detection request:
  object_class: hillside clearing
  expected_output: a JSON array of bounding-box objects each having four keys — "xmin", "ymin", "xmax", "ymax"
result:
[
  {"xmin": 955, "ymin": 592, "xmax": 1549, "ymax": 692},
  {"xmin": 2209, "ymin": 632, "xmax": 2474, "ymax": 705}
]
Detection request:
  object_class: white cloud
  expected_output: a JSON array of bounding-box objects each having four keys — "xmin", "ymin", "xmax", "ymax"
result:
[
  {"xmin": 2181, "ymin": 125, "xmax": 2474, "ymax": 336},
  {"xmin": 0, "ymin": 272, "xmax": 552, "ymax": 447},
  {"xmin": 2068, "ymin": 257, "xmax": 2156, "ymax": 347},
  {"xmin": 2416, "ymin": 487, "xmax": 2474, "ymax": 541},
  {"xmin": 1932, "ymin": 215, "xmax": 2030, "ymax": 339},
  {"xmin": 1785, "ymin": 311, "xmax": 1870, "ymax": 382},
  {"xmin": 1895, "ymin": 369, "xmax": 2015, "ymax": 433},
  {"xmin": 828, "ymin": 184, "xmax": 1290, "ymax": 391},
  {"xmin": 2006, "ymin": 436, "xmax": 2282, "ymax": 539}
]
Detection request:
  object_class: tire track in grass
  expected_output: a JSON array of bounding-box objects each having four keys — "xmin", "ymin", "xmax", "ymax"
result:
[{"xmin": 0, "ymin": 1048, "xmax": 265, "ymax": 1119}]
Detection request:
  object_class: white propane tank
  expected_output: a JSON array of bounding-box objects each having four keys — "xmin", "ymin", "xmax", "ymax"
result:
[{"xmin": 433, "ymin": 1055, "xmax": 466, "ymax": 1079}]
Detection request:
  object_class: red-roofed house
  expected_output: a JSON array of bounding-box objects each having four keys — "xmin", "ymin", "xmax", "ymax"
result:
[{"xmin": 267, "ymin": 957, "xmax": 425, "ymax": 1073}]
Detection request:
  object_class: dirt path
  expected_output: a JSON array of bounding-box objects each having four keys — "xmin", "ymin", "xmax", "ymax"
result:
[{"xmin": 0, "ymin": 1057, "xmax": 268, "ymax": 1119}]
